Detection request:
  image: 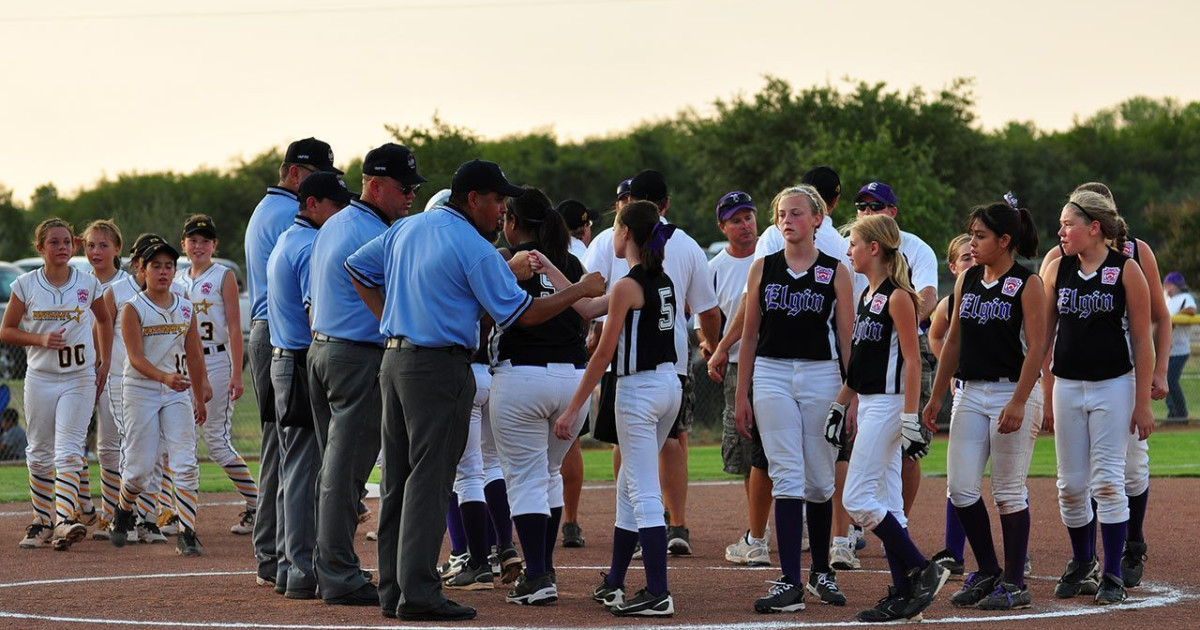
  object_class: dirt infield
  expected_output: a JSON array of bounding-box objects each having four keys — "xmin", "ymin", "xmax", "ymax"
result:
[{"xmin": 1, "ymin": 476, "xmax": 1197, "ymax": 629}]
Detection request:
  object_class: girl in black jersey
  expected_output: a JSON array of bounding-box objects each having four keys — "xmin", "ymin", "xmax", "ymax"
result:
[
  {"xmin": 923, "ymin": 200, "xmax": 1047, "ymax": 610},
  {"xmin": 1040, "ymin": 190, "xmax": 1154, "ymax": 605},
  {"xmin": 556, "ymin": 200, "xmax": 681, "ymax": 618},
  {"xmin": 735, "ymin": 185, "xmax": 854, "ymax": 612},
  {"xmin": 826, "ymin": 214, "xmax": 948, "ymax": 623}
]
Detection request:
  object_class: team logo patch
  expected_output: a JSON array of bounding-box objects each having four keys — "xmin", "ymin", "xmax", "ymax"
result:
[
  {"xmin": 181, "ymin": 306, "xmax": 191, "ymax": 320},
  {"xmin": 407, "ymin": 154, "xmax": 417, "ymax": 169},
  {"xmin": 814, "ymin": 265, "xmax": 834, "ymax": 285},
  {"xmin": 1123, "ymin": 241, "xmax": 1136, "ymax": 257},
  {"xmin": 869, "ymin": 293, "xmax": 889, "ymax": 314},
  {"xmin": 201, "ymin": 282, "xmax": 213, "ymax": 295},
  {"xmin": 1001, "ymin": 277, "xmax": 1023, "ymax": 297},
  {"xmin": 76, "ymin": 289, "xmax": 89, "ymax": 304},
  {"xmin": 1101, "ymin": 266, "xmax": 1121, "ymax": 285}
]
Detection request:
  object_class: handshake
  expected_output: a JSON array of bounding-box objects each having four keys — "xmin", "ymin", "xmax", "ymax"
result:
[{"xmin": 824, "ymin": 403, "xmax": 930, "ymax": 460}]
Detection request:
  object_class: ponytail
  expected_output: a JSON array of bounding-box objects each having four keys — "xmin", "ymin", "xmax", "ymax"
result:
[
  {"xmin": 849, "ymin": 214, "xmax": 921, "ymax": 311},
  {"xmin": 1066, "ymin": 190, "xmax": 1127, "ymax": 254},
  {"xmin": 507, "ymin": 187, "xmax": 571, "ymax": 270},
  {"xmin": 617, "ymin": 200, "xmax": 672, "ymax": 277},
  {"xmin": 966, "ymin": 197, "xmax": 1039, "ymax": 258}
]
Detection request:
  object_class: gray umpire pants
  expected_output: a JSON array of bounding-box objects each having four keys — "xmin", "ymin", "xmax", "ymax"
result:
[
  {"xmin": 308, "ymin": 338, "xmax": 383, "ymax": 600},
  {"xmin": 272, "ymin": 348, "xmax": 320, "ymax": 593},
  {"xmin": 377, "ymin": 344, "xmax": 474, "ymax": 616},
  {"xmin": 248, "ymin": 321, "xmax": 281, "ymax": 583}
]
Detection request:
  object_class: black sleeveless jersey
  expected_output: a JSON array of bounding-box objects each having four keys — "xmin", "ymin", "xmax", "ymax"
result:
[
  {"xmin": 847, "ymin": 279, "xmax": 904, "ymax": 395},
  {"xmin": 755, "ymin": 250, "xmax": 840, "ymax": 361},
  {"xmin": 956, "ymin": 262, "xmax": 1033, "ymax": 382},
  {"xmin": 496, "ymin": 243, "xmax": 588, "ymax": 367},
  {"xmin": 1052, "ymin": 249, "xmax": 1131, "ymax": 381},
  {"xmin": 613, "ymin": 265, "xmax": 678, "ymax": 377}
]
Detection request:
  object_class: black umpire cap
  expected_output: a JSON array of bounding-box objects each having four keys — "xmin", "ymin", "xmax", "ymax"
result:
[
  {"xmin": 298, "ymin": 172, "xmax": 355, "ymax": 207},
  {"xmin": 285, "ymin": 137, "xmax": 342, "ymax": 174},
  {"xmin": 556, "ymin": 199, "xmax": 599, "ymax": 230},
  {"xmin": 800, "ymin": 166, "xmax": 841, "ymax": 207},
  {"xmin": 363, "ymin": 143, "xmax": 427, "ymax": 186},
  {"xmin": 629, "ymin": 170, "xmax": 668, "ymax": 203},
  {"xmin": 451, "ymin": 159, "xmax": 525, "ymax": 197}
]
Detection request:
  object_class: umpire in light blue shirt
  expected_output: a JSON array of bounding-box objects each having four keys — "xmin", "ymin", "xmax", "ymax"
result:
[
  {"xmin": 307, "ymin": 143, "xmax": 426, "ymax": 607},
  {"xmin": 244, "ymin": 137, "xmax": 341, "ymax": 588},
  {"xmin": 346, "ymin": 159, "xmax": 605, "ymax": 621}
]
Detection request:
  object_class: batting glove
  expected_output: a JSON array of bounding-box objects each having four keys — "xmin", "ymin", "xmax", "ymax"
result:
[
  {"xmin": 900, "ymin": 413, "xmax": 931, "ymax": 459},
  {"xmin": 824, "ymin": 402, "xmax": 846, "ymax": 448}
]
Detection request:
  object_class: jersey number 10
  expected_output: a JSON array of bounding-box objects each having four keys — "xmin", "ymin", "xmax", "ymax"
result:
[{"xmin": 174, "ymin": 354, "xmax": 188, "ymax": 375}]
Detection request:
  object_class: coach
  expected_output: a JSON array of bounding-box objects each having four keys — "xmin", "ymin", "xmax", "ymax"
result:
[
  {"xmin": 245, "ymin": 137, "xmax": 341, "ymax": 588},
  {"xmin": 308, "ymin": 143, "xmax": 425, "ymax": 606},
  {"xmin": 346, "ymin": 159, "xmax": 604, "ymax": 621}
]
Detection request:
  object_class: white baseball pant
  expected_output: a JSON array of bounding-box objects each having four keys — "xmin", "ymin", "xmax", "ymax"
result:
[
  {"xmin": 23, "ymin": 369, "xmax": 96, "ymax": 477},
  {"xmin": 946, "ymin": 380, "xmax": 1042, "ymax": 514},
  {"xmin": 843, "ymin": 393, "xmax": 906, "ymax": 531},
  {"xmin": 120, "ymin": 381, "xmax": 199, "ymax": 503},
  {"xmin": 198, "ymin": 351, "xmax": 239, "ymax": 466},
  {"xmin": 751, "ymin": 357, "xmax": 839, "ymax": 502},
  {"xmin": 1052, "ymin": 373, "xmax": 1134, "ymax": 527},
  {"xmin": 453, "ymin": 364, "xmax": 490, "ymax": 504},
  {"xmin": 613, "ymin": 365, "xmax": 681, "ymax": 532}
]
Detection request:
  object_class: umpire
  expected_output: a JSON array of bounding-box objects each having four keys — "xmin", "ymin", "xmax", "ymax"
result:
[
  {"xmin": 307, "ymin": 143, "xmax": 425, "ymax": 606},
  {"xmin": 244, "ymin": 137, "xmax": 341, "ymax": 588},
  {"xmin": 346, "ymin": 159, "xmax": 604, "ymax": 621}
]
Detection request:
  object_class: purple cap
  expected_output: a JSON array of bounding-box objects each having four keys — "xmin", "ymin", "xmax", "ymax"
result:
[
  {"xmin": 616, "ymin": 178, "xmax": 632, "ymax": 201},
  {"xmin": 716, "ymin": 191, "xmax": 755, "ymax": 222},
  {"xmin": 1165, "ymin": 271, "xmax": 1186, "ymax": 287},
  {"xmin": 854, "ymin": 181, "xmax": 898, "ymax": 207}
]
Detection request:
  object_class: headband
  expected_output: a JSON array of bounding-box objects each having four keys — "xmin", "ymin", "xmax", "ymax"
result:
[{"xmin": 1067, "ymin": 200, "xmax": 1097, "ymax": 223}]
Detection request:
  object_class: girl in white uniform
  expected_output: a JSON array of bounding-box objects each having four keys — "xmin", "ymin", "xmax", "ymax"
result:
[
  {"xmin": 174, "ymin": 215, "xmax": 257, "ymax": 535},
  {"xmin": 111, "ymin": 237, "xmax": 210, "ymax": 556},
  {"xmin": 735, "ymin": 185, "xmax": 853, "ymax": 612},
  {"xmin": 556, "ymin": 200, "xmax": 681, "ymax": 618},
  {"xmin": 1, "ymin": 219, "xmax": 113, "ymax": 551}
]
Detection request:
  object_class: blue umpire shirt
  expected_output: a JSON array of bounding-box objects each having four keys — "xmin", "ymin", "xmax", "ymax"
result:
[
  {"xmin": 308, "ymin": 199, "xmax": 391, "ymax": 344},
  {"xmin": 245, "ymin": 186, "xmax": 299, "ymax": 321},
  {"xmin": 267, "ymin": 216, "xmax": 320, "ymax": 350},
  {"xmin": 345, "ymin": 204, "xmax": 532, "ymax": 349}
]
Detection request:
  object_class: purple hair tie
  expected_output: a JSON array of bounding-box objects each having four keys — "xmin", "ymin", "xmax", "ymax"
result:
[
  {"xmin": 1004, "ymin": 191, "xmax": 1020, "ymax": 211},
  {"xmin": 646, "ymin": 222, "xmax": 677, "ymax": 255}
]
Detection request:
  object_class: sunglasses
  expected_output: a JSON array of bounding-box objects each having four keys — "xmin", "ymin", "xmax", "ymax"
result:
[
  {"xmin": 855, "ymin": 201, "xmax": 891, "ymax": 212},
  {"xmin": 384, "ymin": 180, "xmax": 421, "ymax": 196},
  {"xmin": 719, "ymin": 192, "xmax": 753, "ymax": 212}
]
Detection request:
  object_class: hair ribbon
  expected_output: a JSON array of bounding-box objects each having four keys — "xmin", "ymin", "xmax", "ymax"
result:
[{"xmin": 646, "ymin": 222, "xmax": 677, "ymax": 255}]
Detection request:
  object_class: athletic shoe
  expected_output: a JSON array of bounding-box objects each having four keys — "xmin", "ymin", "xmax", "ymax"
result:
[
  {"xmin": 1024, "ymin": 555, "xmax": 1033, "ymax": 578},
  {"xmin": 77, "ymin": 508, "xmax": 98, "ymax": 527},
  {"xmin": 1054, "ymin": 558, "xmax": 1100, "ymax": 598},
  {"xmin": 610, "ymin": 588, "xmax": 673, "ymax": 617},
  {"xmin": 505, "ymin": 572, "xmax": 558, "ymax": 606},
  {"xmin": 852, "ymin": 525, "xmax": 866, "ymax": 551},
  {"xmin": 159, "ymin": 514, "xmax": 181, "ymax": 536},
  {"xmin": 488, "ymin": 546, "xmax": 501, "ymax": 575},
  {"xmin": 562, "ymin": 522, "xmax": 585, "ymax": 548},
  {"xmin": 231, "ymin": 509, "xmax": 255, "ymax": 535},
  {"xmin": 931, "ymin": 548, "xmax": 966, "ymax": 580},
  {"xmin": 498, "ymin": 544, "xmax": 523, "ymax": 584},
  {"xmin": 1095, "ymin": 572, "xmax": 1127, "ymax": 605},
  {"xmin": 631, "ymin": 543, "xmax": 643, "ymax": 559},
  {"xmin": 667, "ymin": 526, "xmax": 692, "ymax": 556},
  {"xmin": 904, "ymin": 560, "xmax": 950, "ymax": 618},
  {"xmin": 592, "ymin": 573, "xmax": 625, "ymax": 608},
  {"xmin": 807, "ymin": 570, "xmax": 846, "ymax": 606},
  {"xmin": 357, "ymin": 504, "xmax": 371, "ymax": 524},
  {"xmin": 366, "ymin": 530, "xmax": 378, "ymax": 541},
  {"xmin": 950, "ymin": 571, "xmax": 1002, "ymax": 607},
  {"xmin": 443, "ymin": 562, "xmax": 494, "ymax": 590},
  {"xmin": 255, "ymin": 576, "xmax": 275, "ymax": 587},
  {"xmin": 439, "ymin": 551, "xmax": 469, "ymax": 580},
  {"xmin": 92, "ymin": 519, "xmax": 111, "ymax": 541},
  {"xmin": 754, "ymin": 576, "xmax": 805, "ymax": 613},
  {"xmin": 726, "ymin": 531, "xmax": 770, "ymax": 566},
  {"xmin": 139, "ymin": 522, "xmax": 168, "ymax": 544},
  {"xmin": 110, "ymin": 508, "xmax": 135, "ymax": 548},
  {"xmin": 977, "ymin": 582, "xmax": 1032, "ymax": 610},
  {"xmin": 856, "ymin": 587, "xmax": 914, "ymax": 623},
  {"xmin": 19, "ymin": 522, "xmax": 51, "ymax": 549},
  {"xmin": 830, "ymin": 540, "xmax": 861, "ymax": 571},
  {"xmin": 176, "ymin": 527, "xmax": 203, "ymax": 556},
  {"xmin": 1121, "ymin": 541, "xmax": 1147, "ymax": 587},
  {"xmin": 51, "ymin": 520, "xmax": 87, "ymax": 551}
]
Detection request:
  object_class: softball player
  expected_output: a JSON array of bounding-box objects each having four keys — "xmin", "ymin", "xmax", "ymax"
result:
[
  {"xmin": 174, "ymin": 215, "xmax": 257, "ymax": 534},
  {"xmin": 1, "ymin": 219, "xmax": 113, "ymax": 551},
  {"xmin": 735, "ymin": 185, "xmax": 854, "ymax": 612},
  {"xmin": 557, "ymin": 200, "xmax": 682, "ymax": 618},
  {"xmin": 1041, "ymin": 190, "xmax": 1154, "ymax": 605},
  {"xmin": 111, "ymin": 237, "xmax": 210, "ymax": 556},
  {"xmin": 923, "ymin": 200, "xmax": 1046, "ymax": 610},
  {"xmin": 825, "ymin": 213, "xmax": 948, "ymax": 623}
]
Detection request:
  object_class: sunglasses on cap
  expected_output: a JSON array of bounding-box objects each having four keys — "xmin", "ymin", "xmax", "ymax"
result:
[
  {"xmin": 855, "ymin": 201, "xmax": 891, "ymax": 212},
  {"xmin": 718, "ymin": 192, "xmax": 753, "ymax": 212}
]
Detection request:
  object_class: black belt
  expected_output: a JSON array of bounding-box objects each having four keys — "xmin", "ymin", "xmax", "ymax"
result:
[
  {"xmin": 251, "ymin": 319, "xmax": 268, "ymax": 325},
  {"xmin": 202, "ymin": 344, "xmax": 227, "ymax": 355},
  {"xmin": 385, "ymin": 337, "xmax": 471, "ymax": 358},
  {"xmin": 272, "ymin": 348, "xmax": 301, "ymax": 358},
  {"xmin": 312, "ymin": 332, "xmax": 384, "ymax": 349}
]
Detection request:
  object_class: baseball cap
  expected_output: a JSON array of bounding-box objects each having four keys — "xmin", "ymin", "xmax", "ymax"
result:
[
  {"xmin": 1165, "ymin": 271, "xmax": 1187, "ymax": 288},
  {"xmin": 425, "ymin": 188, "xmax": 452, "ymax": 212},
  {"xmin": 716, "ymin": 191, "xmax": 755, "ymax": 222},
  {"xmin": 130, "ymin": 233, "xmax": 163, "ymax": 259},
  {"xmin": 284, "ymin": 137, "xmax": 342, "ymax": 174},
  {"xmin": 297, "ymin": 171, "xmax": 354, "ymax": 207},
  {"xmin": 183, "ymin": 217, "xmax": 218, "ymax": 239},
  {"xmin": 800, "ymin": 166, "xmax": 842, "ymax": 206},
  {"xmin": 139, "ymin": 237, "xmax": 180, "ymax": 263},
  {"xmin": 616, "ymin": 178, "xmax": 633, "ymax": 201},
  {"xmin": 629, "ymin": 170, "xmax": 668, "ymax": 202},
  {"xmin": 854, "ymin": 181, "xmax": 899, "ymax": 207},
  {"xmin": 363, "ymin": 143, "xmax": 427, "ymax": 186},
  {"xmin": 556, "ymin": 199, "xmax": 599, "ymax": 230},
  {"xmin": 451, "ymin": 159, "xmax": 524, "ymax": 197}
]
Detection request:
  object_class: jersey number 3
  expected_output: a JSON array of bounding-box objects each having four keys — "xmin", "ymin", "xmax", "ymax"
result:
[{"xmin": 658, "ymin": 287, "xmax": 675, "ymax": 331}]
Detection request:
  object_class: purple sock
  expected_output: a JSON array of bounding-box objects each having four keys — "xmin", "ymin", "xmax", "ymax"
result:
[
  {"xmin": 545, "ymin": 506, "xmax": 563, "ymax": 572},
  {"xmin": 638, "ymin": 525, "xmax": 669, "ymax": 595},
  {"xmin": 885, "ymin": 545, "xmax": 913, "ymax": 597},
  {"xmin": 955, "ymin": 499, "xmax": 1001, "ymax": 575},
  {"xmin": 458, "ymin": 501, "xmax": 491, "ymax": 569},
  {"xmin": 484, "ymin": 479, "xmax": 514, "ymax": 548},
  {"xmin": 945, "ymin": 498, "xmax": 966, "ymax": 562},
  {"xmin": 1127, "ymin": 490, "xmax": 1148, "ymax": 543},
  {"xmin": 775, "ymin": 498, "xmax": 805, "ymax": 584},
  {"xmin": 1088, "ymin": 499, "xmax": 1099, "ymax": 556},
  {"xmin": 607, "ymin": 527, "xmax": 639, "ymax": 588},
  {"xmin": 512, "ymin": 513, "xmax": 548, "ymax": 578},
  {"xmin": 1100, "ymin": 521, "xmax": 1128, "ymax": 578},
  {"xmin": 446, "ymin": 493, "xmax": 466, "ymax": 554},
  {"xmin": 873, "ymin": 513, "xmax": 926, "ymax": 572},
  {"xmin": 1000, "ymin": 509, "xmax": 1030, "ymax": 587},
  {"xmin": 1067, "ymin": 524, "xmax": 1094, "ymax": 563},
  {"xmin": 485, "ymin": 512, "xmax": 498, "ymax": 549},
  {"xmin": 806, "ymin": 499, "xmax": 833, "ymax": 573}
]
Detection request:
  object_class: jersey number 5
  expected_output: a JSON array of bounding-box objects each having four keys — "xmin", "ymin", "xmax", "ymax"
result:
[
  {"xmin": 658, "ymin": 287, "xmax": 675, "ymax": 331},
  {"xmin": 57, "ymin": 344, "xmax": 86, "ymax": 368}
]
